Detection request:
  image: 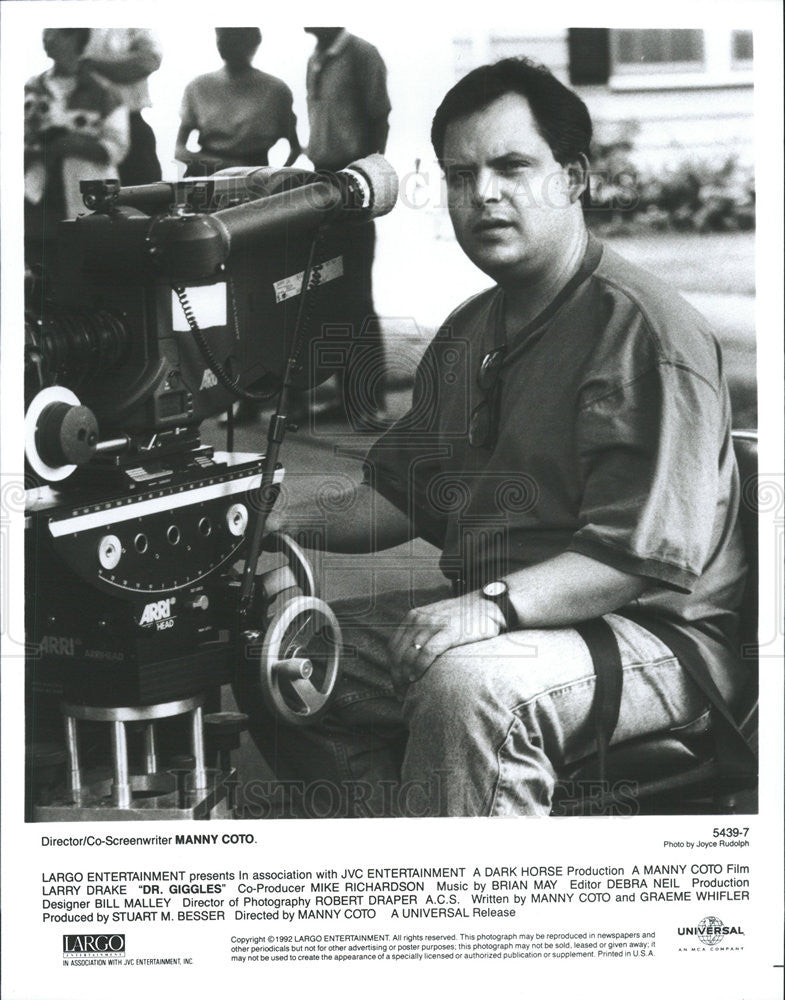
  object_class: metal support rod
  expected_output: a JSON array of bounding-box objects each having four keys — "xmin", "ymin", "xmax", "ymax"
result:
[
  {"xmin": 111, "ymin": 721, "xmax": 132, "ymax": 809},
  {"xmin": 144, "ymin": 723, "xmax": 158, "ymax": 774},
  {"xmin": 191, "ymin": 707, "xmax": 208, "ymax": 791},
  {"xmin": 94, "ymin": 435, "xmax": 132, "ymax": 454},
  {"xmin": 238, "ymin": 232, "xmax": 323, "ymax": 614},
  {"xmin": 64, "ymin": 715, "xmax": 82, "ymax": 794}
]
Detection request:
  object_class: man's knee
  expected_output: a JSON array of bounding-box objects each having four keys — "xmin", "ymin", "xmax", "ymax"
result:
[{"xmin": 402, "ymin": 648, "xmax": 486, "ymax": 724}]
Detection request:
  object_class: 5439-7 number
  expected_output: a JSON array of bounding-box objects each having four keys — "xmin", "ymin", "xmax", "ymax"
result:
[{"xmin": 712, "ymin": 827, "xmax": 749, "ymax": 838}]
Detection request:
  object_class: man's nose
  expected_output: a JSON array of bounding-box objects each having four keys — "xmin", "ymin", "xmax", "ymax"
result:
[{"xmin": 471, "ymin": 167, "xmax": 501, "ymax": 206}]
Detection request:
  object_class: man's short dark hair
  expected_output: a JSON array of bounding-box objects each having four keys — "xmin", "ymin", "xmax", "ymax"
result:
[
  {"xmin": 431, "ymin": 57, "xmax": 593, "ymax": 167},
  {"xmin": 46, "ymin": 28, "xmax": 91, "ymax": 55},
  {"xmin": 215, "ymin": 27, "xmax": 262, "ymax": 48}
]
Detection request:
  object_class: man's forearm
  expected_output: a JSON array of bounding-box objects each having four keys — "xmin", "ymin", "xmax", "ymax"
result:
[
  {"xmin": 505, "ymin": 551, "xmax": 647, "ymax": 628},
  {"xmin": 283, "ymin": 128, "xmax": 302, "ymax": 167},
  {"xmin": 271, "ymin": 483, "xmax": 413, "ymax": 554},
  {"xmin": 83, "ymin": 45, "xmax": 161, "ymax": 84}
]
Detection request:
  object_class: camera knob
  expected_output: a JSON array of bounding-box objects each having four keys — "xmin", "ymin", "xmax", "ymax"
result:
[
  {"xmin": 226, "ymin": 503, "xmax": 248, "ymax": 536},
  {"xmin": 35, "ymin": 401, "xmax": 99, "ymax": 467},
  {"xmin": 97, "ymin": 535, "xmax": 122, "ymax": 570}
]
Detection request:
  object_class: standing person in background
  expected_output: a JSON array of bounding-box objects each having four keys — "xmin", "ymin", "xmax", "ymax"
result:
[
  {"xmin": 175, "ymin": 28, "xmax": 301, "ymax": 178},
  {"xmin": 25, "ymin": 28, "xmax": 129, "ymax": 270},
  {"xmin": 80, "ymin": 28, "xmax": 162, "ymax": 184},
  {"xmin": 304, "ymin": 27, "xmax": 392, "ymax": 424},
  {"xmin": 175, "ymin": 27, "xmax": 302, "ymax": 426}
]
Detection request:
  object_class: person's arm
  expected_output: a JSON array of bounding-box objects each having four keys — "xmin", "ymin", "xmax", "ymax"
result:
[
  {"xmin": 267, "ymin": 482, "xmax": 414, "ymax": 555},
  {"xmin": 81, "ymin": 30, "xmax": 162, "ymax": 84},
  {"xmin": 282, "ymin": 120, "xmax": 302, "ymax": 167},
  {"xmin": 276, "ymin": 89, "xmax": 302, "ymax": 167},
  {"xmin": 97, "ymin": 103, "xmax": 130, "ymax": 165},
  {"xmin": 387, "ymin": 553, "xmax": 645, "ymax": 690},
  {"xmin": 174, "ymin": 121, "xmax": 195, "ymax": 166},
  {"xmin": 360, "ymin": 44, "xmax": 391, "ymax": 154},
  {"xmin": 48, "ymin": 132, "xmax": 107, "ymax": 163},
  {"xmin": 50, "ymin": 104, "xmax": 129, "ymax": 165},
  {"xmin": 390, "ymin": 344, "xmax": 728, "ymax": 689},
  {"xmin": 506, "ymin": 551, "xmax": 647, "ymax": 628}
]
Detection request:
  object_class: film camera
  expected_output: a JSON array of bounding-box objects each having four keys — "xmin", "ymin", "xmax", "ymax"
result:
[{"xmin": 24, "ymin": 156, "xmax": 399, "ymax": 820}]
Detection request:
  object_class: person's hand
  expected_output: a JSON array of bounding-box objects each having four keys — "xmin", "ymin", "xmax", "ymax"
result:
[
  {"xmin": 48, "ymin": 133, "xmax": 107, "ymax": 163},
  {"xmin": 261, "ymin": 501, "xmax": 289, "ymax": 538},
  {"xmin": 388, "ymin": 593, "xmax": 505, "ymax": 692}
]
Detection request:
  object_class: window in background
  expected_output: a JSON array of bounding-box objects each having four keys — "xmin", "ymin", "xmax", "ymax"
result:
[
  {"xmin": 568, "ymin": 28, "xmax": 610, "ymax": 85},
  {"xmin": 612, "ymin": 28, "xmax": 705, "ymax": 75},
  {"xmin": 731, "ymin": 30, "xmax": 753, "ymax": 69}
]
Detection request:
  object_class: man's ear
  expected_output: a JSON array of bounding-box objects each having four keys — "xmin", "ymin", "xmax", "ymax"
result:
[{"xmin": 566, "ymin": 154, "xmax": 589, "ymax": 203}]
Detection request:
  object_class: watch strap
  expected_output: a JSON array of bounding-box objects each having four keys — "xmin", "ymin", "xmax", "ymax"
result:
[{"xmin": 482, "ymin": 582, "xmax": 519, "ymax": 632}]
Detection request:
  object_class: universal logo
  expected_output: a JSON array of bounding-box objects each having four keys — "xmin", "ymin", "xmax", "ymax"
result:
[
  {"xmin": 677, "ymin": 916, "xmax": 744, "ymax": 948},
  {"xmin": 63, "ymin": 934, "xmax": 126, "ymax": 954}
]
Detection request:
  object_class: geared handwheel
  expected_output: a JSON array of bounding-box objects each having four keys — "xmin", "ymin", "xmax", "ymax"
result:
[
  {"xmin": 260, "ymin": 531, "xmax": 318, "ymax": 599},
  {"xmin": 257, "ymin": 596, "xmax": 341, "ymax": 726}
]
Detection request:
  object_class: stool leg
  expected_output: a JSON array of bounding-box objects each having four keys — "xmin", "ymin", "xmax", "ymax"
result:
[
  {"xmin": 111, "ymin": 721, "xmax": 132, "ymax": 809},
  {"xmin": 64, "ymin": 716, "xmax": 82, "ymax": 796},
  {"xmin": 191, "ymin": 706, "xmax": 208, "ymax": 791},
  {"xmin": 144, "ymin": 723, "xmax": 158, "ymax": 774}
]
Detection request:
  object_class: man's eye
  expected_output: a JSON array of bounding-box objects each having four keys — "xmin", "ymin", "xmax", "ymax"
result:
[
  {"xmin": 499, "ymin": 161, "xmax": 529, "ymax": 174},
  {"xmin": 445, "ymin": 169, "xmax": 474, "ymax": 188}
]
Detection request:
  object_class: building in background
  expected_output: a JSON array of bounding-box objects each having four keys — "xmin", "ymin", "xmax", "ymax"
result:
[{"xmin": 451, "ymin": 28, "xmax": 753, "ymax": 168}]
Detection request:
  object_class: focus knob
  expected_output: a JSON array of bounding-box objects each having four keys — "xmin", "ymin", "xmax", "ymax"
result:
[{"xmin": 35, "ymin": 401, "xmax": 99, "ymax": 467}]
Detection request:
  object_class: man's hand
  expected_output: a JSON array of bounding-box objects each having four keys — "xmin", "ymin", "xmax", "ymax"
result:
[
  {"xmin": 388, "ymin": 593, "xmax": 505, "ymax": 691},
  {"xmin": 48, "ymin": 133, "xmax": 108, "ymax": 164},
  {"xmin": 175, "ymin": 149, "xmax": 224, "ymax": 172}
]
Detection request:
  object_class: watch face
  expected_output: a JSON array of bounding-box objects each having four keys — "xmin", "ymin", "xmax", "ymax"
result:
[{"xmin": 483, "ymin": 581, "xmax": 506, "ymax": 598}]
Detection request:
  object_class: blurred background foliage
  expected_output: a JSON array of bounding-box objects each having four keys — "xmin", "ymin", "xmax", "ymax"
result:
[{"xmin": 587, "ymin": 122, "xmax": 756, "ymax": 234}]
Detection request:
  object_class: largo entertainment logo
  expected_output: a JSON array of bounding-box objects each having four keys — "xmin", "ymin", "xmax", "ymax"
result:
[{"xmin": 63, "ymin": 934, "xmax": 125, "ymax": 954}]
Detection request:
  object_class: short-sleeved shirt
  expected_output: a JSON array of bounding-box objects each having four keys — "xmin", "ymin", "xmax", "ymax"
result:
[
  {"xmin": 83, "ymin": 29, "xmax": 161, "ymax": 112},
  {"xmin": 306, "ymin": 31, "xmax": 391, "ymax": 170},
  {"xmin": 180, "ymin": 67, "xmax": 296, "ymax": 164},
  {"xmin": 364, "ymin": 235, "xmax": 746, "ymax": 665}
]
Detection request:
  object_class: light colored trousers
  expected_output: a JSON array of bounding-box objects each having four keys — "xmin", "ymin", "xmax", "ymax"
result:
[{"xmin": 255, "ymin": 585, "xmax": 746, "ymax": 817}]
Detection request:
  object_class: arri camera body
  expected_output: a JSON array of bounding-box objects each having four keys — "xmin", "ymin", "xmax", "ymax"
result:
[{"xmin": 24, "ymin": 156, "xmax": 398, "ymax": 820}]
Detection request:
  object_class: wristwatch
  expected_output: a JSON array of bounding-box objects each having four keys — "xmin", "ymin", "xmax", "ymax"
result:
[{"xmin": 481, "ymin": 580, "xmax": 519, "ymax": 632}]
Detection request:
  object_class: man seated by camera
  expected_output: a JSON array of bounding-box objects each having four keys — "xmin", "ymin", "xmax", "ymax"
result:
[{"xmin": 257, "ymin": 57, "xmax": 748, "ymax": 818}]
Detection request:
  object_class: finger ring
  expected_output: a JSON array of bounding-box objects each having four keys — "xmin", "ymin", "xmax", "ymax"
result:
[{"xmin": 413, "ymin": 642, "xmax": 423, "ymax": 650}]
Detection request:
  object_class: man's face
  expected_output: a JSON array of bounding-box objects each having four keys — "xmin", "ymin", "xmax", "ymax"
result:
[
  {"xmin": 442, "ymin": 92, "xmax": 580, "ymax": 286},
  {"xmin": 43, "ymin": 29, "xmax": 81, "ymax": 69},
  {"xmin": 216, "ymin": 30, "xmax": 258, "ymax": 68}
]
